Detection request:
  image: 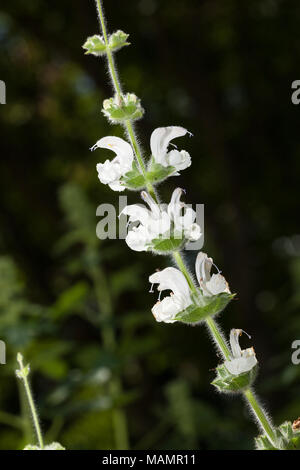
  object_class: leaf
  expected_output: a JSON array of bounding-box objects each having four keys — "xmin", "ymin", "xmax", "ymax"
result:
[
  {"xmin": 121, "ymin": 162, "xmax": 146, "ymax": 190},
  {"xmin": 175, "ymin": 292, "xmax": 235, "ymax": 323},
  {"xmin": 147, "ymin": 160, "xmax": 176, "ymax": 184},
  {"xmin": 51, "ymin": 282, "xmax": 89, "ymax": 319},
  {"xmin": 151, "ymin": 233, "xmax": 184, "ymax": 253}
]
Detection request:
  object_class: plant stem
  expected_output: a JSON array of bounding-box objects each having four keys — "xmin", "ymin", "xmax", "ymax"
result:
[
  {"xmin": 173, "ymin": 251, "xmax": 197, "ymax": 293},
  {"xmin": 173, "ymin": 252, "xmax": 230, "ymax": 359},
  {"xmin": 244, "ymin": 388, "xmax": 277, "ymax": 447},
  {"xmin": 95, "ymin": 0, "xmax": 151, "ymax": 184},
  {"xmin": 206, "ymin": 317, "xmax": 231, "ymax": 360},
  {"xmin": 17, "ymin": 354, "xmax": 44, "ymax": 449},
  {"xmin": 96, "ymin": 0, "xmax": 122, "ymax": 97}
]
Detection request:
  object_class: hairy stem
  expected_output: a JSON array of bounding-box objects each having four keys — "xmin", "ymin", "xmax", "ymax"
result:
[
  {"xmin": 205, "ymin": 316, "xmax": 231, "ymax": 360},
  {"xmin": 17, "ymin": 354, "xmax": 44, "ymax": 449},
  {"xmin": 95, "ymin": 0, "xmax": 151, "ymax": 185},
  {"xmin": 244, "ymin": 388, "xmax": 277, "ymax": 447}
]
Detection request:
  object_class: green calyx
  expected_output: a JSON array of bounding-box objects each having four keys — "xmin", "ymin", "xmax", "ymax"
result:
[
  {"xmin": 120, "ymin": 160, "xmax": 177, "ymax": 191},
  {"xmin": 82, "ymin": 35, "xmax": 106, "ymax": 56},
  {"xmin": 83, "ymin": 30, "xmax": 129, "ymax": 56},
  {"xmin": 109, "ymin": 30, "xmax": 130, "ymax": 52},
  {"xmin": 151, "ymin": 232, "xmax": 186, "ymax": 253},
  {"xmin": 102, "ymin": 93, "xmax": 144, "ymax": 123},
  {"xmin": 175, "ymin": 291, "xmax": 235, "ymax": 324},
  {"xmin": 255, "ymin": 421, "xmax": 300, "ymax": 450},
  {"xmin": 212, "ymin": 363, "xmax": 257, "ymax": 393}
]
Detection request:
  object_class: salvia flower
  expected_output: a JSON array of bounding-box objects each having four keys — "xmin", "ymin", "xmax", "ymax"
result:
[
  {"xmin": 120, "ymin": 188, "xmax": 201, "ymax": 252},
  {"xmin": 149, "ymin": 268, "xmax": 192, "ymax": 323},
  {"xmin": 149, "ymin": 251, "xmax": 231, "ymax": 324},
  {"xmin": 150, "ymin": 126, "xmax": 192, "ymax": 173},
  {"xmin": 195, "ymin": 252, "xmax": 230, "ymax": 296},
  {"xmin": 91, "ymin": 136, "xmax": 134, "ymax": 191},
  {"xmin": 224, "ymin": 329, "xmax": 257, "ymax": 375}
]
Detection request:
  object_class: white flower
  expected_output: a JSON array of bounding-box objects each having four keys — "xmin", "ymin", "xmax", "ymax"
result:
[
  {"xmin": 121, "ymin": 191, "xmax": 171, "ymax": 251},
  {"xmin": 149, "ymin": 268, "xmax": 192, "ymax": 323},
  {"xmin": 168, "ymin": 188, "xmax": 201, "ymax": 241},
  {"xmin": 91, "ymin": 136, "xmax": 134, "ymax": 191},
  {"xmin": 120, "ymin": 188, "xmax": 201, "ymax": 252},
  {"xmin": 149, "ymin": 251, "xmax": 231, "ymax": 323},
  {"xmin": 150, "ymin": 126, "xmax": 192, "ymax": 173},
  {"xmin": 224, "ymin": 329, "xmax": 257, "ymax": 375},
  {"xmin": 195, "ymin": 252, "xmax": 231, "ymax": 296}
]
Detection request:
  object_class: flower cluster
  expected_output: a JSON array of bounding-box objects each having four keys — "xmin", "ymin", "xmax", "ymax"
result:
[
  {"xmin": 149, "ymin": 251, "xmax": 231, "ymax": 323},
  {"xmin": 121, "ymin": 188, "xmax": 201, "ymax": 252},
  {"xmin": 91, "ymin": 126, "xmax": 192, "ymax": 192}
]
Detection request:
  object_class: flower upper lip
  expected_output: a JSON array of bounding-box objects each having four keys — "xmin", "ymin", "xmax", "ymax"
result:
[
  {"xmin": 92, "ymin": 136, "xmax": 134, "ymax": 191},
  {"xmin": 150, "ymin": 126, "xmax": 191, "ymax": 170}
]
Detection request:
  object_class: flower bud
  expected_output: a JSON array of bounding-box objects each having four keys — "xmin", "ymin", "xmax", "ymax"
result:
[
  {"xmin": 109, "ymin": 30, "xmax": 130, "ymax": 52},
  {"xmin": 102, "ymin": 93, "xmax": 144, "ymax": 123},
  {"xmin": 82, "ymin": 35, "xmax": 106, "ymax": 56}
]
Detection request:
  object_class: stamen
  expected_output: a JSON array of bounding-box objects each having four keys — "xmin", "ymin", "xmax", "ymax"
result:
[
  {"xmin": 212, "ymin": 262, "xmax": 221, "ymax": 274},
  {"xmin": 187, "ymin": 131, "xmax": 193, "ymax": 137},
  {"xmin": 149, "ymin": 283, "xmax": 155, "ymax": 293},
  {"xmin": 169, "ymin": 143, "xmax": 178, "ymax": 149},
  {"xmin": 158, "ymin": 291, "xmax": 162, "ymax": 301},
  {"xmin": 241, "ymin": 329, "xmax": 251, "ymax": 340},
  {"xmin": 90, "ymin": 144, "xmax": 98, "ymax": 151}
]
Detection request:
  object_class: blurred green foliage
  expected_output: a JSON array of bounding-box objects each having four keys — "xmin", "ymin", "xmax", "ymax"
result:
[{"xmin": 0, "ymin": 0, "xmax": 300, "ymax": 450}]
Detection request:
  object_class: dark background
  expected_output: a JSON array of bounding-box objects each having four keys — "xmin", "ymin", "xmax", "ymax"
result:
[{"xmin": 0, "ymin": 0, "xmax": 299, "ymax": 450}]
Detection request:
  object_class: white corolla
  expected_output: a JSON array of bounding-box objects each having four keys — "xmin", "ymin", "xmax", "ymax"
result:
[
  {"xmin": 224, "ymin": 329, "xmax": 257, "ymax": 376},
  {"xmin": 149, "ymin": 251, "xmax": 231, "ymax": 323},
  {"xmin": 149, "ymin": 268, "xmax": 193, "ymax": 323},
  {"xmin": 120, "ymin": 188, "xmax": 201, "ymax": 252},
  {"xmin": 195, "ymin": 252, "xmax": 231, "ymax": 297},
  {"xmin": 150, "ymin": 126, "xmax": 192, "ymax": 173},
  {"xmin": 91, "ymin": 136, "xmax": 134, "ymax": 191}
]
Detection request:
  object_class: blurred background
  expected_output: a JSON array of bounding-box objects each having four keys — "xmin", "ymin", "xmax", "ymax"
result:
[{"xmin": 0, "ymin": 0, "xmax": 300, "ymax": 450}]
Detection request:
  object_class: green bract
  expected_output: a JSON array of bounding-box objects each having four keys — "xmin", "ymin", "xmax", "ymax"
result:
[
  {"xmin": 24, "ymin": 442, "xmax": 65, "ymax": 450},
  {"xmin": 102, "ymin": 93, "xmax": 144, "ymax": 123},
  {"xmin": 175, "ymin": 292, "xmax": 235, "ymax": 324},
  {"xmin": 82, "ymin": 35, "xmax": 106, "ymax": 56},
  {"xmin": 120, "ymin": 161, "xmax": 145, "ymax": 190},
  {"xmin": 109, "ymin": 30, "xmax": 130, "ymax": 52},
  {"xmin": 146, "ymin": 159, "xmax": 177, "ymax": 184},
  {"xmin": 121, "ymin": 159, "xmax": 178, "ymax": 191},
  {"xmin": 212, "ymin": 363, "xmax": 257, "ymax": 393},
  {"xmin": 255, "ymin": 421, "xmax": 300, "ymax": 450},
  {"xmin": 151, "ymin": 232, "xmax": 186, "ymax": 253}
]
